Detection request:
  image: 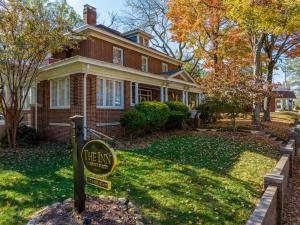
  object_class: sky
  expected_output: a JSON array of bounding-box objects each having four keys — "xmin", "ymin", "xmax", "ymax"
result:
[{"xmin": 67, "ymin": 0, "xmax": 126, "ymax": 24}]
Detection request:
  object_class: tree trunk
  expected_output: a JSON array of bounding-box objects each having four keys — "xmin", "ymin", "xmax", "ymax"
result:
[
  {"xmin": 252, "ymin": 33, "xmax": 266, "ymax": 125},
  {"xmin": 263, "ymin": 61, "xmax": 275, "ymax": 122}
]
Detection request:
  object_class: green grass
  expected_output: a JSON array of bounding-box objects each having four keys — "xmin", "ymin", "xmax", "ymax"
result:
[{"xmin": 0, "ymin": 135, "xmax": 279, "ymax": 225}]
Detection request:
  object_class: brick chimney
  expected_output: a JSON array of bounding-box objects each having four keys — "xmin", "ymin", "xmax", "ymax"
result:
[{"xmin": 83, "ymin": 4, "xmax": 97, "ymax": 26}]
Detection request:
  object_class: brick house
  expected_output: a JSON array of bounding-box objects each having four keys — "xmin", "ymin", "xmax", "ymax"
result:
[{"xmin": 24, "ymin": 4, "xmax": 202, "ymax": 142}]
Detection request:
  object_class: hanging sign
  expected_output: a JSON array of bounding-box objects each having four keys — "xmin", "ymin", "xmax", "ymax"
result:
[{"xmin": 81, "ymin": 140, "xmax": 117, "ymax": 177}]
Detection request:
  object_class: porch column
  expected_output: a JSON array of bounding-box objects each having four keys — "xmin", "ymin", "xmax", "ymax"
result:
[
  {"xmin": 160, "ymin": 87, "xmax": 164, "ymax": 102},
  {"xmin": 182, "ymin": 91, "xmax": 185, "ymax": 104},
  {"xmin": 197, "ymin": 93, "xmax": 201, "ymax": 106},
  {"xmin": 135, "ymin": 82, "xmax": 139, "ymax": 104},
  {"xmin": 186, "ymin": 91, "xmax": 189, "ymax": 105},
  {"xmin": 165, "ymin": 87, "xmax": 168, "ymax": 102}
]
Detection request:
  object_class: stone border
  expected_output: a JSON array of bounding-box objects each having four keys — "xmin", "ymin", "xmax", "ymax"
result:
[
  {"xmin": 27, "ymin": 196, "xmax": 144, "ymax": 225},
  {"xmin": 246, "ymin": 120, "xmax": 300, "ymax": 225}
]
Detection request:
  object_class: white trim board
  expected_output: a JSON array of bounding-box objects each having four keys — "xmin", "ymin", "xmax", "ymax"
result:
[
  {"xmin": 48, "ymin": 123, "xmax": 71, "ymax": 127},
  {"xmin": 96, "ymin": 122, "xmax": 121, "ymax": 127}
]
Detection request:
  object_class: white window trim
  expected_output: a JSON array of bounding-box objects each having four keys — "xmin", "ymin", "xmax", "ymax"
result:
[
  {"xmin": 23, "ymin": 87, "xmax": 35, "ymax": 110},
  {"xmin": 162, "ymin": 63, "xmax": 168, "ymax": 72},
  {"xmin": 113, "ymin": 47, "xmax": 124, "ymax": 66},
  {"xmin": 96, "ymin": 77, "xmax": 124, "ymax": 109},
  {"xmin": 50, "ymin": 77, "xmax": 70, "ymax": 109},
  {"xmin": 141, "ymin": 56, "xmax": 148, "ymax": 72}
]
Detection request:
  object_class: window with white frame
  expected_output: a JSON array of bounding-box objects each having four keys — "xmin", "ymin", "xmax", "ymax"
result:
[
  {"xmin": 23, "ymin": 87, "xmax": 36, "ymax": 109},
  {"xmin": 96, "ymin": 77, "xmax": 124, "ymax": 108},
  {"xmin": 139, "ymin": 89, "xmax": 152, "ymax": 102},
  {"xmin": 50, "ymin": 77, "xmax": 70, "ymax": 108},
  {"xmin": 162, "ymin": 63, "xmax": 168, "ymax": 72},
  {"xmin": 113, "ymin": 47, "xmax": 123, "ymax": 65},
  {"xmin": 141, "ymin": 56, "xmax": 148, "ymax": 72}
]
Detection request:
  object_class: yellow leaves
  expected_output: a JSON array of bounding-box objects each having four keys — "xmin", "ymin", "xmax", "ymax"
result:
[{"xmin": 225, "ymin": 0, "xmax": 300, "ymax": 34}]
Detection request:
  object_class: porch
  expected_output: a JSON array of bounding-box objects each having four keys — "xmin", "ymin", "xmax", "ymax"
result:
[{"xmin": 130, "ymin": 82, "xmax": 201, "ymax": 109}]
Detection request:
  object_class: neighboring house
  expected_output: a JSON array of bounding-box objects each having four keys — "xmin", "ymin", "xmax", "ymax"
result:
[
  {"xmin": 270, "ymin": 90, "xmax": 296, "ymax": 112},
  {"xmin": 23, "ymin": 4, "xmax": 202, "ymax": 142}
]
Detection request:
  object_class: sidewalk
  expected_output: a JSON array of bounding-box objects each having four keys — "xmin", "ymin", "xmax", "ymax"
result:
[{"xmin": 283, "ymin": 155, "xmax": 300, "ymax": 224}]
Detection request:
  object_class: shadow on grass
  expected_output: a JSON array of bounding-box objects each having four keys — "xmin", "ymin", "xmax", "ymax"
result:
[{"xmin": 0, "ymin": 134, "xmax": 279, "ymax": 225}]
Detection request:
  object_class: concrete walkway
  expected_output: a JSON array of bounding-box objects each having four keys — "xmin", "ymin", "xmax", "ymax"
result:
[{"xmin": 283, "ymin": 154, "xmax": 300, "ymax": 224}]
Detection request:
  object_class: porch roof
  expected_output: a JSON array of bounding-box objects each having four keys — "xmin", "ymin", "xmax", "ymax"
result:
[
  {"xmin": 39, "ymin": 56, "xmax": 202, "ymax": 93},
  {"xmin": 273, "ymin": 90, "xmax": 296, "ymax": 99}
]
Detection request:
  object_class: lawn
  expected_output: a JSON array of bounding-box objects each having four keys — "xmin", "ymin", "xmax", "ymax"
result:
[{"xmin": 0, "ymin": 134, "xmax": 280, "ymax": 225}]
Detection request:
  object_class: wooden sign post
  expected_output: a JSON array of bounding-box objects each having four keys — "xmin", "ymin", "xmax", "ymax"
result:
[
  {"xmin": 70, "ymin": 115, "xmax": 117, "ymax": 214},
  {"xmin": 70, "ymin": 115, "xmax": 85, "ymax": 213}
]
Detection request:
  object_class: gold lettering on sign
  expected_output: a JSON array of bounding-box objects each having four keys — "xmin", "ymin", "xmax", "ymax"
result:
[
  {"xmin": 98, "ymin": 152, "xmax": 112, "ymax": 165},
  {"xmin": 84, "ymin": 150, "xmax": 112, "ymax": 166}
]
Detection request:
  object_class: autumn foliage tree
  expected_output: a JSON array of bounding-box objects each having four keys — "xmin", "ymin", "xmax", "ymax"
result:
[
  {"xmin": 0, "ymin": 0, "xmax": 81, "ymax": 148},
  {"xmin": 168, "ymin": 0, "xmax": 300, "ymax": 125},
  {"xmin": 167, "ymin": 0, "xmax": 256, "ymax": 128}
]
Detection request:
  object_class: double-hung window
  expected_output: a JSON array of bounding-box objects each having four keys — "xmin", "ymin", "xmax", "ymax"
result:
[
  {"xmin": 23, "ymin": 87, "xmax": 36, "ymax": 109},
  {"xmin": 113, "ymin": 47, "xmax": 123, "ymax": 65},
  {"xmin": 141, "ymin": 56, "xmax": 148, "ymax": 72},
  {"xmin": 162, "ymin": 63, "xmax": 168, "ymax": 73},
  {"xmin": 50, "ymin": 77, "xmax": 70, "ymax": 108},
  {"xmin": 96, "ymin": 77, "xmax": 124, "ymax": 109}
]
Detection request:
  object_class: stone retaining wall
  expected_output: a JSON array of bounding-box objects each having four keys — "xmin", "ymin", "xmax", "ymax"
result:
[{"xmin": 246, "ymin": 121, "xmax": 300, "ymax": 225}]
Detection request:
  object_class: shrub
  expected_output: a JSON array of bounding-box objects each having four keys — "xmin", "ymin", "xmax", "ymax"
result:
[
  {"xmin": 166, "ymin": 110, "xmax": 186, "ymax": 129},
  {"xmin": 1, "ymin": 125, "xmax": 40, "ymax": 148},
  {"xmin": 134, "ymin": 101, "xmax": 170, "ymax": 130},
  {"xmin": 197, "ymin": 101, "xmax": 222, "ymax": 123},
  {"xmin": 165, "ymin": 101, "xmax": 189, "ymax": 129},
  {"xmin": 165, "ymin": 101, "xmax": 189, "ymax": 117},
  {"xmin": 121, "ymin": 109, "xmax": 146, "ymax": 133}
]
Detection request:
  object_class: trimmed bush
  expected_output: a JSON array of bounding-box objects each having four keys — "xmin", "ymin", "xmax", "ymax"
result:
[
  {"xmin": 197, "ymin": 101, "xmax": 222, "ymax": 123},
  {"xmin": 134, "ymin": 101, "xmax": 170, "ymax": 130},
  {"xmin": 121, "ymin": 109, "xmax": 146, "ymax": 133},
  {"xmin": 165, "ymin": 101, "xmax": 189, "ymax": 129},
  {"xmin": 165, "ymin": 101, "xmax": 189, "ymax": 117},
  {"xmin": 166, "ymin": 110, "xmax": 186, "ymax": 129},
  {"xmin": 1, "ymin": 125, "xmax": 40, "ymax": 148}
]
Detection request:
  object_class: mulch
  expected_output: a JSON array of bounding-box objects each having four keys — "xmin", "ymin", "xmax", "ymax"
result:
[{"xmin": 29, "ymin": 196, "xmax": 140, "ymax": 225}]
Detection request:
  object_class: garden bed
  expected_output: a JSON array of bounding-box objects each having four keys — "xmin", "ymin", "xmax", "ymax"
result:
[{"xmin": 0, "ymin": 133, "xmax": 280, "ymax": 225}]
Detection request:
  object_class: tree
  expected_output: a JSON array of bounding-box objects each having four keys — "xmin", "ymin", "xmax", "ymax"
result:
[
  {"xmin": 120, "ymin": 0, "xmax": 200, "ymax": 72},
  {"xmin": 282, "ymin": 57, "xmax": 300, "ymax": 94},
  {"xmin": 225, "ymin": 0, "xmax": 300, "ymax": 124},
  {"xmin": 0, "ymin": 0, "xmax": 81, "ymax": 148},
  {"xmin": 201, "ymin": 67, "xmax": 261, "ymax": 131},
  {"xmin": 263, "ymin": 34, "xmax": 300, "ymax": 121}
]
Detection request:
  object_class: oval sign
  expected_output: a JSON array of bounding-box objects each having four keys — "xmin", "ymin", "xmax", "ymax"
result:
[{"xmin": 81, "ymin": 140, "xmax": 117, "ymax": 176}]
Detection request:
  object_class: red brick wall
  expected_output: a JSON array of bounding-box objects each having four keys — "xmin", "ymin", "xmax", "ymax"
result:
[
  {"xmin": 53, "ymin": 37, "xmax": 180, "ymax": 74},
  {"xmin": 34, "ymin": 74, "xmax": 130, "ymax": 142}
]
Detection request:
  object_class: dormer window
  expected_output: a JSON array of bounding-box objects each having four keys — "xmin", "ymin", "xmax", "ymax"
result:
[
  {"xmin": 141, "ymin": 56, "xmax": 148, "ymax": 72},
  {"xmin": 138, "ymin": 36, "xmax": 149, "ymax": 47},
  {"xmin": 122, "ymin": 29, "xmax": 153, "ymax": 47},
  {"xmin": 162, "ymin": 63, "xmax": 168, "ymax": 73},
  {"xmin": 113, "ymin": 47, "xmax": 123, "ymax": 65}
]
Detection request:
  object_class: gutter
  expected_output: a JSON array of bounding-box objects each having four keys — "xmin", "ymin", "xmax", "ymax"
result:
[{"xmin": 83, "ymin": 64, "xmax": 90, "ymax": 140}]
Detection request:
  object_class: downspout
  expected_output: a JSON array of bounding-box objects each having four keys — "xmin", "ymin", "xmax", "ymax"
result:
[
  {"xmin": 83, "ymin": 64, "xmax": 90, "ymax": 140},
  {"xmin": 35, "ymin": 78, "xmax": 38, "ymax": 131}
]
